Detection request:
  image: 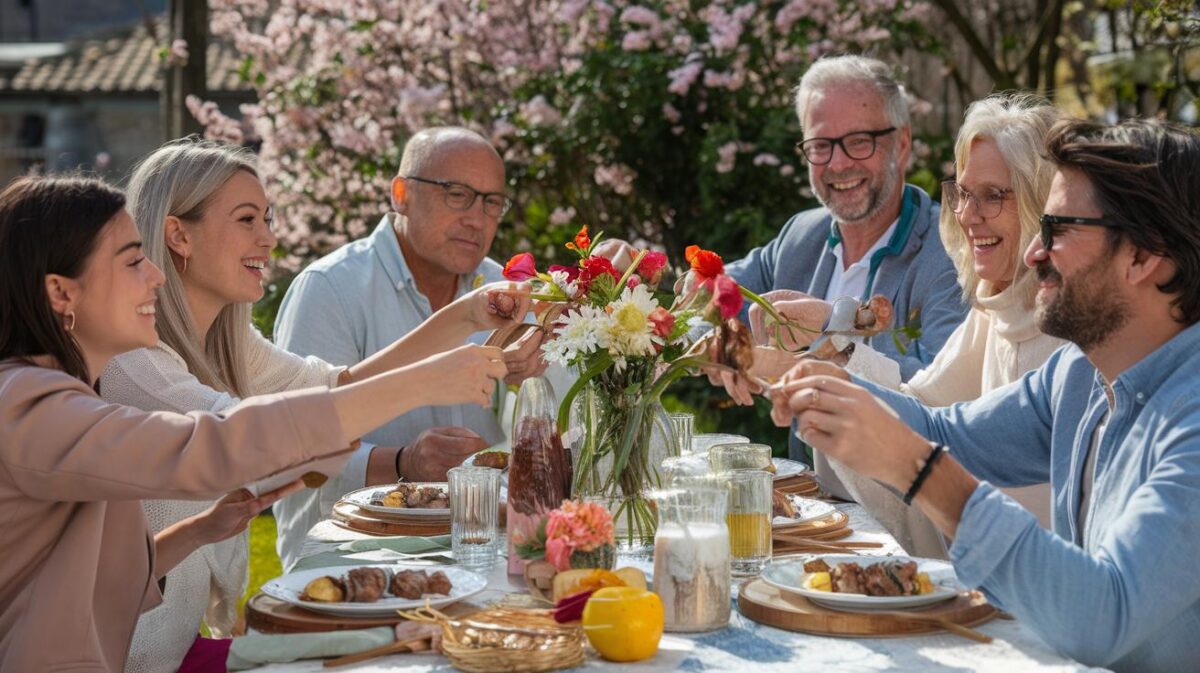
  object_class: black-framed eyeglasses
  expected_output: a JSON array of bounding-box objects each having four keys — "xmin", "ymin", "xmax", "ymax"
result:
[
  {"xmin": 403, "ymin": 176, "xmax": 512, "ymax": 218},
  {"xmin": 1038, "ymin": 214, "xmax": 1122, "ymax": 251},
  {"xmin": 795, "ymin": 127, "xmax": 896, "ymax": 165},
  {"xmin": 942, "ymin": 180, "xmax": 1013, "ymax": 219}
]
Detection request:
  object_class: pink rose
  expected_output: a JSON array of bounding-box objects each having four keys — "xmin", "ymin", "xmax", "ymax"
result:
[
  {"xmin": 711, "ymin": 274, "xmax": 744, "ymax": 320},
  {"xmin": 638, "ymin": 251, "xmax": 668, "ymax": 285}
]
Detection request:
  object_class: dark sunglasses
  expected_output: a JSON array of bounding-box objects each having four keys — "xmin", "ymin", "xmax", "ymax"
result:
[{"xmin": 1038, "ymin": 214, "xmax": 1123, "ymax": 250}]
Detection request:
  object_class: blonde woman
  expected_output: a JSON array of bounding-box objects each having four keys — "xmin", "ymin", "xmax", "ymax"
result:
[
  {"xmin": 99, "ymin": 139, "xmax": 529, "ymax": 673},
  {"xmin": 820, "ymin": 93, "xmax": 1066, "ymax": 556}
]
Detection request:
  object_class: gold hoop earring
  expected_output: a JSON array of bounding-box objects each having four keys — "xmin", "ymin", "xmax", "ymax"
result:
[
  {"xmin": 65, "ymin": 310, "xmax": 76, "ymax": 332},
  {"xmin": 180, "ymin": 256, "xmax": 188, "ymax": 275}
]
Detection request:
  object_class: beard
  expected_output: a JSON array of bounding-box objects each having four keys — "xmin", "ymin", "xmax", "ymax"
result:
[
  {"xmin": 1035, "ymin": 251, "xmax": 1130, "ymax": 351},
  {"xmin": 810, "ymin": 145, "xmax": 901, "ymax": 225}
]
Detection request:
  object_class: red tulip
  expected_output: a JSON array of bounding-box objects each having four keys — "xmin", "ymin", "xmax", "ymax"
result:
[{"xmin": 503, "ymin": 252, "xmax": 538, "ymax": 281}]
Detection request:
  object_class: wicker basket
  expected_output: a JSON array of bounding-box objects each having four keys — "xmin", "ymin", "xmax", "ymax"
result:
[{"xmin": 399, "ymin": 605, "xmax": 586, "ymax": 673}]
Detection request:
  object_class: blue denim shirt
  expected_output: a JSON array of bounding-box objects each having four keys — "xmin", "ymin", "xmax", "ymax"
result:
[{"xmin": 862, "ymin": 321, "xmax": 1200, "ymax": 672}]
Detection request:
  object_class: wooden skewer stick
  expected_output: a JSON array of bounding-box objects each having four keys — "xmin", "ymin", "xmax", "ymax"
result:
[{"xmin": 322, "ymin": 637, "xmax": 429, "ymax": 668}]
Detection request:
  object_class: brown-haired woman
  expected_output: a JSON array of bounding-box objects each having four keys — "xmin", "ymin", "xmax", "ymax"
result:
[{"xmin": 0, "ymin": 175, "xmax": 514, "ymax": 671}]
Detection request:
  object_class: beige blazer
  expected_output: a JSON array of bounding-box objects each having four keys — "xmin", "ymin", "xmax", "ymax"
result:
[{"xmin": 0, "ymin": 359, "xmax": 351, "ymax": 672}]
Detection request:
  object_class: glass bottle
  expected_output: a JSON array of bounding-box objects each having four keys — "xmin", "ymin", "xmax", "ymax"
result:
[
  {"xmin": 506, "ymin": 376, "xmax": 571, "ymax": 575},
  {"xmin": 651, "ymin": 481, "xmax": 732, "ymax": 632}
]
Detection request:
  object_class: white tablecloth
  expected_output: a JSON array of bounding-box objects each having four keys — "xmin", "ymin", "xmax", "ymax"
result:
[{"xmin": 244, "ymin": 504, "xmax": 1107, "ymax": 673}]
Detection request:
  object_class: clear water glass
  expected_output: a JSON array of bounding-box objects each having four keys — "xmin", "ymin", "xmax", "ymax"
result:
[
  {"xmin": 661, "ymin": 454, "xmax": 711, "ymax": 485},
  {"xmin": 721, "ymin": 469, "xmax": 773, "ymax": 576},
  {"xmin": 448, "ymin": 466, "xmax": 500, "ymax": 572},
  {"xmin": 690, "ymin": 433, "xmax": 749, "ymax": 456},
  {"xmin": 668, "ymin": 412, "xmax": 694, "ymax": 457},
  {"xmin": 708, "ymin": 443, "xmax": 773, "ymax": 473}
]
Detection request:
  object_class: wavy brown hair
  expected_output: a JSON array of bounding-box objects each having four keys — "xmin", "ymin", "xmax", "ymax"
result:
[
  {"xmin": 0, "ymin": 175, "xmax": 126, "ymax": 383},
  {"xmin": 1044, "ymin": 118, "xmax": 1200, "ymax": 325}
]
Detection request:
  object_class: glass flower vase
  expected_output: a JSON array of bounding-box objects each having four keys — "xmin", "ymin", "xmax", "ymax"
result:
[{"xmin": 567, "ymin": 362, "xmax": 678, "ymax": 554}]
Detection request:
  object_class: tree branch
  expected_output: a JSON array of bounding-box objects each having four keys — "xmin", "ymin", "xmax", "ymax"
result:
[{"xmin": 928, "ymin": 0, "xmax": 1014, "ymax": 88}]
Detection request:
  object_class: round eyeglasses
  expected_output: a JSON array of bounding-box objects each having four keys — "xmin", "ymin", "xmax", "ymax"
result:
[
  {"xmin": 404, "ymin": 176, "xmax": 512, "ymax": 219},
  {"xmin": 942, "ymin": 181, "xmax": 1013, "ymax": 219},
  {"xmin": 795, "ymin": 127, "xmax": 896, "ymax": 165}
]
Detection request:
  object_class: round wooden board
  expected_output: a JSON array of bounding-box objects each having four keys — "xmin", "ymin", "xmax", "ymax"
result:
[
  {"xmin": 246, "ymin": 593, "xmax": 407, "ymax": 633},
  {"xmin": 737, "ymin": 578, "xmax": 997, "ymax": 638},
  {"xmin": 331, "ymin": 501, "xmax": 451, "ymax": 537}
]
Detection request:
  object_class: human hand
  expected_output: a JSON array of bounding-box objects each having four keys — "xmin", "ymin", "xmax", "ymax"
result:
[
  {"xmin": 462, "ymin": 281, "xmax": 533, "ymax": 330},
  {"xmin": 188, "ymin": 481, "xmax": 305, "ymax": 546},
  {"xmin": 774, "ymin": 373, "xmax": 925, "ymax": 491},
  {"xmin": 768, "ymin": 358, "xmax": 851, "ymax": 426},
  {"xmin": 400, "ymin": 426, "xmax": 489, "ymax": 482},
  {"xmin": 501, "ymin": 324, "xmax": 549, "ymax": 385},
  {"xmin": 592, "ymin": 238, "xmax": 637, "ymax": 272},
  {"xmin": 410, "ymin": 343, "xmax": 507, "ymax": 408},
  {"xmin": 749, "ymin": 289, "xmax": 831, "ymax": 350}
]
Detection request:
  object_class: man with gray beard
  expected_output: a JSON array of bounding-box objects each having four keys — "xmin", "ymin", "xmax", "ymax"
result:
[
  {"xmin": 721, "ymin": 55, "xmax": 967, "ymax": 475},
  {"xmin": 775, "ymin": 118, "xmax": 1200, "ymax": 673}
]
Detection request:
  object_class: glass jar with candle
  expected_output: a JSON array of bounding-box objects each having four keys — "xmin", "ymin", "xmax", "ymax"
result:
[{"xmin": 651, "ymin": 483, "xmax": 731, "ymax": 632}]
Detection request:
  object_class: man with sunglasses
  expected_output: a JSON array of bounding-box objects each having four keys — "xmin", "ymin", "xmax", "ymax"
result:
[
  {"xmin": 720, "ymin": 55, "xmax": 968, "ymax": 490},
  {"xmin": 270, "ymin": 127, "xmax": 547, "ymax": 569},
  {"xmin": 775, "ymin": 118, "xmax": 1200, "ymax": 672}
]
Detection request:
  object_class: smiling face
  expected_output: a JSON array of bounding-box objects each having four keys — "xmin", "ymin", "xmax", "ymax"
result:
[
  {"xmin": 70, "ymin": 209, "xmax": 166, "ymax": 362},
  {"xmin": 395, "ymin": 141, "xmax": 505, "ymax": 277},
  {"xmin": 802, "ymin": 85, "xmax": 910, "ymax": 225},
  {"xmin": 956, "ymin": 138, "xmax": 1020, "ymax": 290},
  {"xmin": 174, "ymin": 170, "xmax": 276, "ymax": 309},
  {"xmin": 1026, "ymin": 168, "xmax": 1131, "ymax": 351}
]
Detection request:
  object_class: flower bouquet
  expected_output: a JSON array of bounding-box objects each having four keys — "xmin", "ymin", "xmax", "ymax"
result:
[
  {"xmin": 516, "ymin": 498, "xmax": 617, "ymax": 571},
  {"xmin": 502, "ymin": 226, "xmax": 787, "ymax": 547}
]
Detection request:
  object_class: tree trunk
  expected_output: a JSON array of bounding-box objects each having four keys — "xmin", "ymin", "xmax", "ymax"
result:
[{"xmin": 161, "ymin": 0, "xmax": 208, "ymax": 141}]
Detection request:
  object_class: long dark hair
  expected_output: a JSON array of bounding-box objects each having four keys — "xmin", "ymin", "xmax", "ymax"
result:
[
  {"xmin": 0, "ymin": 175, "xmax": 127, "ymax": 382},
  {"xmin": 1044, "ymin": 118, "xmax": 1200, "ymax": 325}
]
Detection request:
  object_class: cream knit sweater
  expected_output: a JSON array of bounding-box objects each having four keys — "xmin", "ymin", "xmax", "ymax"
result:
[
  {"xmin": 832, "ymin": 279, "xmax": 1065, "ymax": 558},
  {"xmin": 101, "ymin": 325, "xmax": 342, "ymax": 673}
]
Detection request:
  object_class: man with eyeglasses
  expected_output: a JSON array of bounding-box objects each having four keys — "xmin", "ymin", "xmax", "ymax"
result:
[
  {"xmin": 270, "ymin": 126, "xmax": 547, "ymax": 569},
  {"xmin": 718, "ymin": 55, "xmax": 968, "ymax": 489},
  {"xmin": 774, "ymin": 117, "xmax": 1200, "ymax": 672}
]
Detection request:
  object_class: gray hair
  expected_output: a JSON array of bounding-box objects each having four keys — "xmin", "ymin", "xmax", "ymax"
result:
[
  {"xmin": 397, "ymin": 126, "xmax": 498, "ymax": 177},
  {"xmin": 794, "ymin": 55, "xmax": 910, "ymax": 129},
  {"xmin": 125, "ymin": 138, "xmax": 259, "ymax": 397},
  {"xmin": 940, "ymin": 92, "xmax": 1061, "ymax": 304}
]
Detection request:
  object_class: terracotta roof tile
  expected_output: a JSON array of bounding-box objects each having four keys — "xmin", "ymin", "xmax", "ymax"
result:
[{"xmin": 0, "ymin": 17, "xmax": 249, "ymax": 94}]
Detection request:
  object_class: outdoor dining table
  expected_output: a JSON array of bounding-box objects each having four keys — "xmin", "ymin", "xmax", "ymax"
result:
[{"xmin": 241, "ymin": 503, "xmax": 1108, "ymax": 673}]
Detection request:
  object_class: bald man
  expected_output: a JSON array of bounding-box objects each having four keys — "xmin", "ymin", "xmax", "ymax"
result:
[{"xmin": 272, "ymin": 127, "xmax": 545, "ymax": 569}]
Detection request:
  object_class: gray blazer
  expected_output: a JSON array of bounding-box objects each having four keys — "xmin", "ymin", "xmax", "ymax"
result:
[{"xmin": 726, "ymin": 185, "xmax": 968, "ymax": 460}]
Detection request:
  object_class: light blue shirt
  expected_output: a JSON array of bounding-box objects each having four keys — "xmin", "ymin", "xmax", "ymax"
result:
[
  {"xmin": 271, "ymin": 215, "xmax": 504, "ymax": 568},
  {"xmin": 861, "ymin": 321, "xmax": 1200, "ymax": 672}
]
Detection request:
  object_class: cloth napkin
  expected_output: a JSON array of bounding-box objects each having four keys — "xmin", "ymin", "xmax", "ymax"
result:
[
  {"xmin": 226, "ymin": 627, "xmax": 393, "ymax": 670},
  {"xmin": 337, "ymin": 534, "xmax": 452, "ymax": 554}
]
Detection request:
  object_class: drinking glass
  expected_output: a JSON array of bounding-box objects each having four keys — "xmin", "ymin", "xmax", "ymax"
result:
[
  {"xmin": 660, "ymin": 454, "xmax": 711, "ymax": 485},
  {"xmin": 652, "ymin": 483, "xmax": 731, "ymax": 632},
  {"xmin": 667, "ymin": 412, "xmax": 694, "ymax": 457},
  {"xmin": 708, "ymin": 443, "xmax": 773, "ymax": 473},
  {"xmin": 689, "ymin": 433, "xmax": 749, "ymax": 456},
  {"xmin": 721, "ymin": 469, "xmax": 773, "ymax": 576},
  {"xmin": 448, "ymin": 466, "xmax": 501, "ymax": 572}
]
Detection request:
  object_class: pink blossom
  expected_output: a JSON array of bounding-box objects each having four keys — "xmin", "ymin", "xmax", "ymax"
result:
[
  {"xmin": 648, "ymin": 306, "xmax": 675, "ymax": 337},
  {"xmin": 780, "ymin": 164, "xmax": 796, "ymax": 177},
  {"xmin": 550, "ymin": 206, "xmax": 577, "ymax": 226},
  {"xmin": 715, "ymin": 141, "xmax": 739, "ymax": 174},
  {"xmin": 520, "ymin": 95, "xmax": 562, "ymax": 126},
  {"xmin": 753, "ymin": 153, "xmax": 780, "ymax": 167},
  {"xmin": 667, "ymin": 58, "xmax": 703, "ymax": 96},
  {"xmin": 594, "ymin": 163, "xmax": 637, "ymax": 195},
  {"xmin": 622, "ymin": 31, "xmax": 652, "ymax": 52},
  {"xmin": 662, "ymin": 103, "xmax": 682, "ymax": 123},
  {"xmin": 710, "ymin": 274, "xmax": 744, "ymax": 319},
  {"xmin": 545, "ymin": 536, "xmax": 572, "ymax": 571}
]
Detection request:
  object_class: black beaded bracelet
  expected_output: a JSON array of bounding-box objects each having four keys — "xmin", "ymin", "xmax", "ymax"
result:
[
  {"xmin": 903, "ymin": 443, "xmax": 947, "ymax": 505},
  {"xmin": 394, "ymin": 445, "xmax": 408, "ymax": 482}
]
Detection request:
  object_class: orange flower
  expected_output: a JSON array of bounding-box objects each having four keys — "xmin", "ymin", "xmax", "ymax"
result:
[
  {"xmin": 566, "ymin": 225, "xmax": 591, "ymax": 254},
  {"xmin": 685, "ymin": 245, "xmax": 724, "ymax": 280}
]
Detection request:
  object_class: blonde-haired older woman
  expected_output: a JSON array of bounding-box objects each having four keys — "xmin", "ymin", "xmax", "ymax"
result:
[
  {"xmin": 824, "ymin": 92, "xmax": 1066, "ymax": 557},
  {"xmin": 100, "ymin": 138, "xmax": 533, "ymax": 673}
]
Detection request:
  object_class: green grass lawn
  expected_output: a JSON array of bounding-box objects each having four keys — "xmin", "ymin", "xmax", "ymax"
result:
[{"xmin": 241, "ymin": 513, "xmax": 282, "ymax": 612}]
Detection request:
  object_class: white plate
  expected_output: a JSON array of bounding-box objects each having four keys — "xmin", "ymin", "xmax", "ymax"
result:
[
  {"xmin": 342, "ymin": 484, "xmax": 450, "ymax": 517},
  {"xmin": 261, "ymin": 564, "xmax": 487, "ymax": 617},
  {"xmin": 773, "ymin": 458, "xmax": 809, "ymax": 478},
  {"xmin": 760, "ymin": 555, "xmax": 960, "ymax": 611},
  {"xmin": 772, "ymin": 496, "xmax": 836, "ymax": 526}
]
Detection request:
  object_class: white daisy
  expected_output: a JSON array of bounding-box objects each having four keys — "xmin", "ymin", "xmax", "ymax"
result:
[
  {"xmin": 604, "ymin": 284, "xmax": 659, "ymax": 357},
  {"xmin": 549, "ymin": 269, "xmax": 580, "ymax": 300},
  {"xmin": 542, "ymin": 304, "xmax": 607, "ymax": 367}
]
